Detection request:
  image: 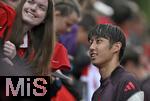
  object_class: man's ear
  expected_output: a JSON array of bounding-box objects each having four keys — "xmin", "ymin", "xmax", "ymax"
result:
[
  {"xmin": 112, "ymin": 42, "xmax": 122, "ymax": 53},
  {"xmin": 54, "ymin": 10, "xmax": 61, "ymax": 16}
]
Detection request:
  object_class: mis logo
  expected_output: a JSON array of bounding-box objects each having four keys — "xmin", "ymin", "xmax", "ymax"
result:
[{"xmin": 0, "ymin": 76, "xmax": 50, "ymax": 101}]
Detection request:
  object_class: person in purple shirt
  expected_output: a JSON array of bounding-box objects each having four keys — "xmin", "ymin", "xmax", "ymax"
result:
[
  {"xmin": 88, "ymin": 24, "xmax": 144, "ymax": 101},
  {"xmin": 59, "ymin": 24, "xmax": 78, "ymax": 56}
]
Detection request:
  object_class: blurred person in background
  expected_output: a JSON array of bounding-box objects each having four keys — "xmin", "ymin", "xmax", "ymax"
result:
[
  {"xmin": 52, "ymin": 1, "xmax": 80, "ymax": 64},
  {"xmin": 58, "ymin": 0, "xmax": 96, "ymax": 57},
  {"xmin": 73, "ymin": 13, "xmax": 96, "ymax": 79},
  {"xmin": 73, "ymin": 13, "xmax": 100, "ymax": 101},
  {"xmin": 139, "ymin": 40, "xmax": 150, "ymax": 101},
  {"xmin": 109, "ymin": 0, "xmax": 150, "ymax": 74},
  {"xmin": 110, "ymin": 0, "xmax": 146, "ymax": 50},
  {"xmin": 121, "ymin": 48, "xmax": 148, "ymax": 80},
  {"xmin": 110, "ymin": 0, "xmax": 139, "ymax": 37},
  {"xmin": 141, "ymin": 75, "xmax": 150, "ymax": 101},
  {"xmin": 58, "ymin": 0, "xmax": 81, "ymax": 57},
  {"xmin": 54, "ymin": 2, "xmax": 80, "ymax": 34},
  {"xmin": 140, "ymin": 30, "xmax": 150, "ymax": 101},
  {"xmin": 140, "ymin": 27, "xmax": 150, "ymax": 73},
  {"xmin": 50, "ymin": 1, "xmax": 81, "ymax": 101},
  {"xmin": 50, "ymin": 0, "xmax": 80, "ymax": 77}
]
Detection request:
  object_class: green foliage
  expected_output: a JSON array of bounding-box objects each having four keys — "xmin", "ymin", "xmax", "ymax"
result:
[{"xmin": 136, "ymin": 0, "xmax": 150, "ymax": 23}]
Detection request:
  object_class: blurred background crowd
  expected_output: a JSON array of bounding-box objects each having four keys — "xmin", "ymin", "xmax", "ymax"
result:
[{"xmin": 1, "ymin": 0, "xmax": 150, "ymax": 101}]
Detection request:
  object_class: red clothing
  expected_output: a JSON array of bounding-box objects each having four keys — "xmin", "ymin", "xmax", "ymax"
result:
[
  {"xmin": 97, "ymin": 16, "xmax": 113, "ymax": 24},
  {"xmin": 17, "ymin": 42, "xmax": 71, "ymax": 71},
  {"xmin": 51, "ymin": 42, "xmax": 71, "ymax": 71},
  {"xmin": 0, "ymin": 1, "xmax": 16, "ymax": 40},
  {"xmin": 51, "ymin": 85, "xmax": 76, "ymax": 101}
]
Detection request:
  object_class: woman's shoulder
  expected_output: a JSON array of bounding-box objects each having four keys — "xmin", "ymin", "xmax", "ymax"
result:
[
  {"xmin": 0, "ymin": 1, "xmax": 16, "ymax": 39},
  {"xmin": 0, "ymin": 1, "xmax": 16, "ymax": 24},
  {"xmin": 0, "ymin": 1, "xmax": 15, "ymax": 13}
]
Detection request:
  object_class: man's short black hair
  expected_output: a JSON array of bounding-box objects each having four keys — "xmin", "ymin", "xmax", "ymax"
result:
[
  {"xmin": 88, "ymin": 24, "xmax": 126, "ymax": 61},
  {"xmin": 55, "ymin": 2, "xmax": 80, "ymax": 17}
]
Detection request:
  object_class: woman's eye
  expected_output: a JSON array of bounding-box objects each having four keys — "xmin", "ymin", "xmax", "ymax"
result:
[{"xmin": 38, "ymin": 5, "xmax": 47, "ymax": 11}]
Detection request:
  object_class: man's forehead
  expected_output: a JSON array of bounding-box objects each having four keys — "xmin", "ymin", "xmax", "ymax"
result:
[
  {"xmin": 89, "ymin": 36, "xmax": 109, "ymax": 42},
  {"xmin": 89, "ymin": 36, "xmax": 101, "ymax": 40}
]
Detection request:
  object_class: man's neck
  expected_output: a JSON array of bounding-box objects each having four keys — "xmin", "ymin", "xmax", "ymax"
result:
[{"xmin": 99, "ymin": 59, "xmax": 120, "ymax": 80}]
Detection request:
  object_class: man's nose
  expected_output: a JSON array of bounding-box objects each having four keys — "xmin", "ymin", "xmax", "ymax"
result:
[{"xmin": 89, "ymin": 41, "xmax": 96, "ymax": 51}]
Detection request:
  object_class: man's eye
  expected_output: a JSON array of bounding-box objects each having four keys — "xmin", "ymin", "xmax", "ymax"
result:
[{"xmin": 96, "ymin": 39, "xmax": 102, "ymax": 44}]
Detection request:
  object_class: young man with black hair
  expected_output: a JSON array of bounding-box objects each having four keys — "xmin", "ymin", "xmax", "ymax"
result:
[{"xmin": 88, "ymin": 24, "xmax": 144, "ymax": 101}]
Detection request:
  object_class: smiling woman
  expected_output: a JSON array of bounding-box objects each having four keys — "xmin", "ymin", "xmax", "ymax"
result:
[
  {"xmin": 2, "ymin": 0, "xmax": 55, "ymax": 75},
  {"xmin": 22, "ymin": 0, "xmax": 48, "ymax": 26}
]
